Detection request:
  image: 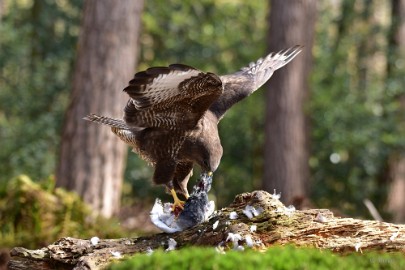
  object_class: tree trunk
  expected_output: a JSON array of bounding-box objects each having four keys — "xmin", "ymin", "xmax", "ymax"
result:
[
  {"xmin": 0, "ymin": 0, "xmax": 4, "ymax": 20},
  {"xmin": 386, "ymin": 0, "xmax": 405, "ymax": 223},
  {"xmin": 8, "ymin": 190, "xmax": 405, "ymax": 270},
  {"xmin": 263, "ymin": 0, "xmax": 317, "ymax": 206},
  {"xmin": 387, "ymin": 155, "xmax": 405, "ymax": 222},
  {"xmin": 56, "ymin": 0, "xmax": 144, "ymax": 218}
]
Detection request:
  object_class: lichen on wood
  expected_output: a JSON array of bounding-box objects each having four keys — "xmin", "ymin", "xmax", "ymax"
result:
[{"xmin": 8, "ymin": 191, "xmax": 405, "ymax": 270}]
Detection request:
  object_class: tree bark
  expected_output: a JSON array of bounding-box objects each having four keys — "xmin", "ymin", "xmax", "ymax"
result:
[
  {"xmin": 386, "ymin": 0, "xmax": 405, "ymax": 223},
  {"xmin": 0, "ymin": 0, "xmax": 4, "ymax": 21},
  {"xmin": 387, "ymin": 155, "xmax": 405, "ymax": 222},
  {"xmin": 263, "ymin": 0, "xmax": 317, "ymax": 206},
  {"xmin": 8, "ymin": 190, "xmax": 405, "ymax": 270},
  {"xmin": 56, "ymin": 0, "xmax": 144, "ymax": 217}
]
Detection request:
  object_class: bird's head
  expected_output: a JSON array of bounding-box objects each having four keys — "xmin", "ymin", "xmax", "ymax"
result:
[
  {"xmin": 195, "ymin": 138, "xmax": 223, "ymax": 175},
  {"xmin": 181, "ymin": 135, "xmax": 222, "ymax": 174},
  {"xmin": 179, "ymin": 112, "xmax": 223, "ymax": 175},
  {"xmin": 199, "ymin": 153, "xmax": 221, "ymax": 174}
]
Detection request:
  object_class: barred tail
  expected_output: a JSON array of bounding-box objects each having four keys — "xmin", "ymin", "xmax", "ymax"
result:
[{"xmin": 83, "ymin": 114, "xmax": 130, "ymax": 130}]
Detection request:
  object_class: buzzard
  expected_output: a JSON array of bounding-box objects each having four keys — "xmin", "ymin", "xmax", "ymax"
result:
[{"xmin": 85, "ymin": 46, "xmax": 302, "ymax": 209}]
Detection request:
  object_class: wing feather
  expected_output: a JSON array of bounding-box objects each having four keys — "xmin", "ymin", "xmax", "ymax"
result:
[
  {"xmin": 124, "ymin": 64, "xmax": 202, "ymax": 109},
  {"xmin": 123, "ymin": 64, "xmax": 223, "ymax": 130},
  {"xmin": 237, "ymin": 45, "xmax": 303, "ymax": 90},
  {"xmin": 210, "ymin": 45, "xmax": 302, "ymax": 120}
]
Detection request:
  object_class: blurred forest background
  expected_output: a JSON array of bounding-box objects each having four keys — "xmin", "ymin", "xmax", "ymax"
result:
[{"xmin": 1, "ymin": 0, "xmax": 405, "ymax": 250}]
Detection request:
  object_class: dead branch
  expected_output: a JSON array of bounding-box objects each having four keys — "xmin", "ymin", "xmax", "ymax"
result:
[{"xmin": 8, "ymin": 191, "xmax": 405, "ymax": 270}]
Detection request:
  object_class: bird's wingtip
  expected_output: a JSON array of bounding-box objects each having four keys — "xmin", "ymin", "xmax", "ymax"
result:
[{"xmin": 83, "ymin": 113, "xmax": 97, "ymax": 121}]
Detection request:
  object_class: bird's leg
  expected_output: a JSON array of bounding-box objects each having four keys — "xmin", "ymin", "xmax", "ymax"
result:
[
  {"xmin": 153, "ymin": 161, "xmax": 185, "ymax": 211},
  {"xmin": 173, "ymin": 162, "xmax": 193, "ymax": 200},
  {"xmin": 166, "ymin": 182, "xmax": 185, "ymax": 215},
  {"xmin": 169, "ymin": 187, "xmax": 185, "ymax": 211}
]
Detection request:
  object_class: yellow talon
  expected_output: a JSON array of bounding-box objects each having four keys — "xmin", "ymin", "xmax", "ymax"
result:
[{"xmin": 170, "ymin": 189, "xmax": 185, "ymax": 211}]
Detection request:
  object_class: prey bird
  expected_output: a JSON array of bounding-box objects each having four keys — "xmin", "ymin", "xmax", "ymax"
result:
[{"xmin": 85, "ymin": 46, "xmax": 302, "ymax": 210}]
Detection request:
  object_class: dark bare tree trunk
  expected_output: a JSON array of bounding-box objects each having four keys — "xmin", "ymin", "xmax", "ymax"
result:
[
  {"xmin": 263, "ymin": 0, "xmax": 316, "ymax": 207},
  {"xmin": 386, "ymin": 0, "xmax": 405, "ymax": 223},
  {"xmin": 56, "ymin": 0, "xmax": 144, "ymax": 218}
]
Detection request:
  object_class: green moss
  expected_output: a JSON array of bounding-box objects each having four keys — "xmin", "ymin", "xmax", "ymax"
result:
[
  {"xmin": 0, "ymin": 175, "xmax": 128, "ymax": 249},
  {"xmin": 109, "ymin": 246, "xmax": 405, "ymax": 270}
]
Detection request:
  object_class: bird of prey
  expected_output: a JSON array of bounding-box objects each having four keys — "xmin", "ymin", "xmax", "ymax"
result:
[{"xmin": 85, "ymin": 46, "xmax": 302, "ymax": 210}]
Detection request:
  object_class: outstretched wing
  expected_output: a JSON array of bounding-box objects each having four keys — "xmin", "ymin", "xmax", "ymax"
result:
[
  {"xmin": 123, "ymin": 64, "xmax": 223, "ymax": 130},
  {"xmin": 210, "ymin": 45, "xmax": 302, "ymax": 120},
  {"xmin": 124, "ymin": 64, "xmax": 202, "ymax": 110}
]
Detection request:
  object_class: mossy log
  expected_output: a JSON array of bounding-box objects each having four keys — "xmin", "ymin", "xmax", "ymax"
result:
[{"xmin": 8, "ymin": 191, "xmax": 405, "ymax": 270}]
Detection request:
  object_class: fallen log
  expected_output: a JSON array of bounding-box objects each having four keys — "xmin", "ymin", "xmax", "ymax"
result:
[{"xmin": 8, "ymin": 190, "xmax": 405, "ymax": 270}]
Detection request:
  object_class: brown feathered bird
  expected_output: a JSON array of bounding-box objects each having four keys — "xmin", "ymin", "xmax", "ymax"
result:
[{"xmin": 85, "ymin": 46, "xmax": 302, "ymax": 209}]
